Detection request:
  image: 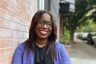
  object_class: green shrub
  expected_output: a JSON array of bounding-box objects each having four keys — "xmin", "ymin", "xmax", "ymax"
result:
[{"xmin": 61, "ymin": 28, "xmax": 70, "ymax": 44}]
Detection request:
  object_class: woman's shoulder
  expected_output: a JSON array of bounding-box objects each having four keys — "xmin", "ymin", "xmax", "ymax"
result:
[
  {"xmin": 55, "ymin": 40, "xmax": 65, "ymax": 49},
  {"xmin": 55, "ymin": 40, "xmax": 68, "ymax": 53},
  {"xmin": 17, "ymin": 42, "xmax": 26, "ymax": 48},
  {"xmin": 55, "ymin": 40, "xmax": 71, "ymax": 64},
  {"xmin": 15, "ymin": 42, "xmax": 26, "ymax": 52},
  {"xmin": 56, "ymin": 41, "xmax": 66, "ymax": 53}
]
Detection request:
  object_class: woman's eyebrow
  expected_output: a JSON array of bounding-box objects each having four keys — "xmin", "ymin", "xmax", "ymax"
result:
[{"xmin": 40, "ymin": 19, "xmax": 51, "ymax": 22}]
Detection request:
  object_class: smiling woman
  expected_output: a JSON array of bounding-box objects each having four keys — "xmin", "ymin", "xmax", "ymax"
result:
[
  {"xmin": 35, "ymin": 13, "xmax": 53, "ymax": 40},
  {"xmin": 11, "ymin": 10, "xmax": 71, "ymax": 64}
]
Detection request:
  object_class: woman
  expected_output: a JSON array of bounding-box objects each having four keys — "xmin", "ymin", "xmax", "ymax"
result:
[{"xmin": 12, "ymin": 10, "xmax": 71, "ymax": 64}]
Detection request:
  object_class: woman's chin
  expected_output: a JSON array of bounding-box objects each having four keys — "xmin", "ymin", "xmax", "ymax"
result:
[{"xmin": 38, "ymin": 35, "xmax": 48, "ymax": 39}]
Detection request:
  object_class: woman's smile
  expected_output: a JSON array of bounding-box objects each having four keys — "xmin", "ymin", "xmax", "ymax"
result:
[
  {"xmin": 39, "ymin": 30, "xmax": 48, "ymax": 35},
  {"xmin": 37, "ymin": 28, "xmax": 50, "ymax": 38}
]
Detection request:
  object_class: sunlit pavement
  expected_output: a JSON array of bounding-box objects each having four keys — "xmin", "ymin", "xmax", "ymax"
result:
[
  {"xmin": 69, "ymin": 38, "xmax": 96, "ymax": 64},
  {"xmin": 71, "ymin": 58, "xmax": 96, "ymax": 64}
]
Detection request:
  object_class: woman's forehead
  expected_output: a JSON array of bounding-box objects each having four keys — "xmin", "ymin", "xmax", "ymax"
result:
[{"xmin": 41, "ymin": 13, "xmax": 51, "ymax": 21}]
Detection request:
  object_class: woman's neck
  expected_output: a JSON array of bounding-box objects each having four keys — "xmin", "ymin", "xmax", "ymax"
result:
[{"xmin": 36, "ymin": 38, "xmax": 48, "ymax": 48}]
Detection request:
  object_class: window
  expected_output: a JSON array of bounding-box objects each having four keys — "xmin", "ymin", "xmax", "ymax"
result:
[{"xmin": 38, "ymin": 0, "xmax": 44, "ymax": 10}]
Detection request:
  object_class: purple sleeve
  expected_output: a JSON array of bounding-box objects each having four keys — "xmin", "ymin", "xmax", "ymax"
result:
[
  {"xmin": 11, "ymin": 46, "xmax": 23, "ymax": 64},
  {"xmin": 60, "ymin": 44, "xmax": 71, "ymax": 64}
]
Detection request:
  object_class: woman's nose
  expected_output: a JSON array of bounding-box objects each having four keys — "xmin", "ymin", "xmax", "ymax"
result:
[{"xmin": 43, "ymin": 24, "xmax": 48, "ymax": 28}]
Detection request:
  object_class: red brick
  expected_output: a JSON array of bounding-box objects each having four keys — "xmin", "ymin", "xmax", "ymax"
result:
[
  {"xmin": 0, "ymin": 38, "xmax": 4, "ymax": 48},
  {"xmin": 0, "ymin": 18, "xmax": 6, "ymax": 28},
  {"xmin": 0, "ymin": 59, "xmax": 7, "ymax": 64},
  {"xmin": 0, "ymin": 0, "xmax": 38, "ymax": 64},
  {"xmin": 7, "ymin": 55, "xmax": 12, "ymax": 64},
  {"xmin": 0, "ymin": 49, "xmax": 5, "ymax": 60},
  {"xmin": 5, "ymin": 47, "xmax": 15, "ymax": 57}
]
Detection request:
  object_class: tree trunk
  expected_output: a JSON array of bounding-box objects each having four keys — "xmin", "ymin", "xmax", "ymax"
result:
[
  {"xmin": 69, "ymin": 29, "xmax": 75, "ymax": 43},
  {"xmin": 59, "ymin": 15, "xmax": 64, "ymax": 41}
]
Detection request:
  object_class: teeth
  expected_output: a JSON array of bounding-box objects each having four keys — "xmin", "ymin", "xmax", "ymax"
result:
[{"xmin": 40, "ymin": 31, "xmax": 47, "ymax": 34}]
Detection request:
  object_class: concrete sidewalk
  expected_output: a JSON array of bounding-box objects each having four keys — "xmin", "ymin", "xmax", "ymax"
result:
[{"xmin": 70, "ymin": 39, "xmax": 96, "ymax": 64}]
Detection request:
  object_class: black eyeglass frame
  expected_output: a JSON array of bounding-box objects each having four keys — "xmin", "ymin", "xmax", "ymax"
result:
[{"xmin": 37, "ymin": 19, "xmax": 53, "ymax": 28}]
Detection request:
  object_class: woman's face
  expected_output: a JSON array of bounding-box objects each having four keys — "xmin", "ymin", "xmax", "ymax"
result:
[{"xmin": 35, "ymin": 13, "xmax": 52, "ymax": 39}]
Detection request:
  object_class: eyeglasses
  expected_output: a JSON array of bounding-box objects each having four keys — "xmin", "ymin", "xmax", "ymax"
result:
[{"xmin": 37, "ymin": 20, "xmax": 52, "ymax": 28}]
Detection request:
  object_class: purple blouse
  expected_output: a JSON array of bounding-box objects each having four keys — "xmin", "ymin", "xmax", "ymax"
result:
[{"xmin": 12, "ymin": 42, "xmax": 71, "ymax": 64}]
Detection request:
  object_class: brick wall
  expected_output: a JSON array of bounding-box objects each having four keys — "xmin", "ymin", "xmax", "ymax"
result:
[{"xmin": 0, "ymin": 0, "xmax": 38, "ymax": 64}]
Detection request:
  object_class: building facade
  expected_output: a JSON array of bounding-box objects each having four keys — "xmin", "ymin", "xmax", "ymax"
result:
[{"xmin": 0, "ymin": 0, "xmax": 38, "ymax": 64}]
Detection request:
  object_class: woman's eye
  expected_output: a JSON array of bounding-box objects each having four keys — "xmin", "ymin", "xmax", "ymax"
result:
[{"xmin": 47, "ymin": 22, "xmax": 52, "ymax": 25}]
